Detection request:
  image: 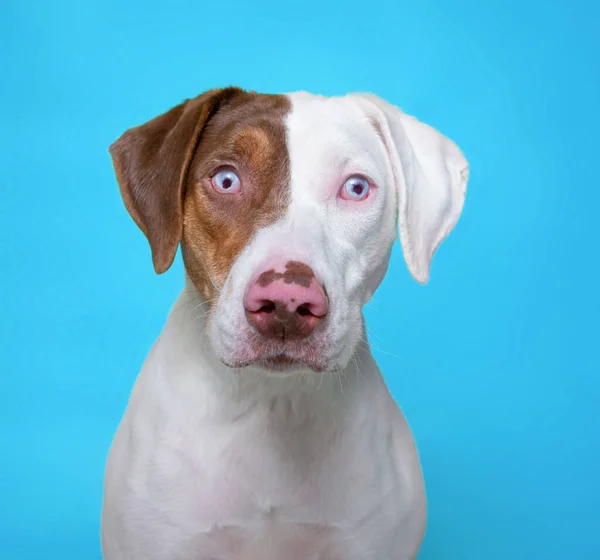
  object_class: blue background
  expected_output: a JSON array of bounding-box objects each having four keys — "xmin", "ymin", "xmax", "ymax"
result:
[{"xmin": 1, "ymin": 0, "xmax": 599, "ymax": 558}]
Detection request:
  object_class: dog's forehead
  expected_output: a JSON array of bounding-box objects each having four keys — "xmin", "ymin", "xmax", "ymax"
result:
[
  {"xmin": 198, "ymin": 91, "xmax": 380, "ymax": 175},
  {"xmin": 285, "ymin": 92, "xmax": 388, "ymax": 188},
  {"xmin": 286, "ymin": 92, "xmax": 375, "ymax": 146}
]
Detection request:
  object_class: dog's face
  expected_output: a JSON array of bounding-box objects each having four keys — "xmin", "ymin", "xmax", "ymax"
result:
[{"xmin": 110, "ymin": 88, "xmax": 468, "ymax": 373}]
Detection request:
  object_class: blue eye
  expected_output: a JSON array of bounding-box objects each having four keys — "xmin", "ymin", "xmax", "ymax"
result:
[
  {"xmin": 211, "ymin": 169, "xmax": 241, "ymax": 193},
  {"xmin": 341, "ymin": 176, "xmax": 370, "ymax": 201}
]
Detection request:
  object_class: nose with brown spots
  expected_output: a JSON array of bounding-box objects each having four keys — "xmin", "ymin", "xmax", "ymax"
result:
[{"xmin": 244, "ymin": 261, "xmax": 328, "ymax": 341}]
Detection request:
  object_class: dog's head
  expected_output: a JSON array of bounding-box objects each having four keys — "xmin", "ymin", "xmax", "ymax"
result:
[{"xmin": 110, "ymin": 88, "xmax": 468, "ymax": 374}]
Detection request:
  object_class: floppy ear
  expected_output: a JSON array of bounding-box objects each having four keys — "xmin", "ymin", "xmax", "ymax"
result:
[
  {"xmin": 349, "ymin": 94, "xmax": 469, "ymax": 284},
  {"xmin": 109, "ymin": 87, "xmax": 240, "ymax": 274}
]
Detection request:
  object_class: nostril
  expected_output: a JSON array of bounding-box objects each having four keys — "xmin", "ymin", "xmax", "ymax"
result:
[
  {"xmin": 258, "ymin": 301, "xmax": 276, "ymax": 314},
  {"xmin": 296, "ymin": 304, "xmax": 313, "ymax": 317}
]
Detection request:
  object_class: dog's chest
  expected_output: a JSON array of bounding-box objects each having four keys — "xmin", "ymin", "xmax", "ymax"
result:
[{"xmin": 132, "ymin": 392, "xmax": 401, "ymax": 559}]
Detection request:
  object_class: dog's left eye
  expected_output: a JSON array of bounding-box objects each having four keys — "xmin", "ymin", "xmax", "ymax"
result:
[
  {"xmin": 211, "ymin": 169, "xmax": 241, "ymax": 194},
  {"xmin": 340, "ymin": 175, "xmax": 371, "ymax": 201}
]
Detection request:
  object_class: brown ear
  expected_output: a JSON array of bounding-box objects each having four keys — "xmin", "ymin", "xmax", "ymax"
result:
[{"xmin": 109, "ymin": 87, "xmax": 241, "ymax": 274}]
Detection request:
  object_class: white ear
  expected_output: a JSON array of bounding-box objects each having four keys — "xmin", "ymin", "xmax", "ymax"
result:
[{"xmin": 349, "ymin": 94, "xmax": 469, "ymax": 284}]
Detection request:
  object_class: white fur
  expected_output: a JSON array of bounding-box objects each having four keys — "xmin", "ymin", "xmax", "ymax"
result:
[
  {"xmin": 101, "ymin": 92, "xmax": 468, "ymax": 559},
  {"xmin": 348, "ymin": 94, "xmax": 468, "ymax": 284}
]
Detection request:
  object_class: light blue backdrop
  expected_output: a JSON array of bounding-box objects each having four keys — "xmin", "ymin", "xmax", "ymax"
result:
[{"xmin": 1, "ymin": 0, "xmax": 598, "ymax": 558}]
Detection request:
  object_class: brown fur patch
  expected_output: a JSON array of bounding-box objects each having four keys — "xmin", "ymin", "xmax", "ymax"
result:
[
  {"xmin": 181, "ymin": 92, "xmax": 292, "ymax": 301},
  {"xmin": 109, "ymin": 88, "xmax": 292, "ymax": 302},
  {"xmin": 110, "ymin": 88, "xmax": 243, "ymax": 274}
]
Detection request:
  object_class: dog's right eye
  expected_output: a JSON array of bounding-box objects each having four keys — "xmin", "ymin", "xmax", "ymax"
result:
[
  {"xmin": 211, "ymin": 169, "xmax": 241, "ymax": 194},
  {"xmin": 339, "ymin": 175, "xmax": 371, "ymax": 201}
]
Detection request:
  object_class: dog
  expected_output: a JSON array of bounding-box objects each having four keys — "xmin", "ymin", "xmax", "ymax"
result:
[{"xmin": 101, "ymin": 87, "xmax": 468, "ymax": 559}]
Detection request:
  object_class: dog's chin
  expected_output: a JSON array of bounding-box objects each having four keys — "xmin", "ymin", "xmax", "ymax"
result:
[{"xmin": 221, "ymin": 353, "xmax": 332, "ymax": 375}]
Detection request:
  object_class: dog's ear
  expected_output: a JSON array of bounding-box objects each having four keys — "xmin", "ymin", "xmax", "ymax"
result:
[
  {"xmin": 349, "ymin": 94, "xmax": 469, "ymax": 284},
  {"xmin": 109, "ymin": 88, "xmax": 240, "ymax": 274}
]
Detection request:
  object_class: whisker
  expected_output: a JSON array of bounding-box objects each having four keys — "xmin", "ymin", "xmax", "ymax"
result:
[
  {"xmin": 170, "ymin": 295, "xmax": 219, "ymax": 317},
  {"xmin": 317, "ymin": 372, "xmax": 325, "ymax": 390}
]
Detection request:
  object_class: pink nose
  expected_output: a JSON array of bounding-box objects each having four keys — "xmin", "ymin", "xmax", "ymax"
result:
[{"xmin": 244, "ymin": 261, "xmax": 328, "ymax": 341}]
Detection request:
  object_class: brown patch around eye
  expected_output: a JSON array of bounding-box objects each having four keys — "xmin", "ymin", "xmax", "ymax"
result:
[
  {"xmin": 234, "ymin": 127, "xmax": 274, "ymax": 166},
  {"xmin": 181, "ymin": 92, "xmax": 292, "ymax": 303}
]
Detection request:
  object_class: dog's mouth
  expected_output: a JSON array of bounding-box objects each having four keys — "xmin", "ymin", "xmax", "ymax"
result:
[
  {"xmin": 223, "ymin": 351, "xmax": 329, "ymax": 374},
  {"xmin": 256, "ymin": 353, "xmax": 324, "ymax": 373},
  {"xmin": 263, "ymin": 355, "xmax": 297, "ymax": 367},
  {"xmin": 216, "ymin": 321, "xmax": 336, "ymax": 374}
]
